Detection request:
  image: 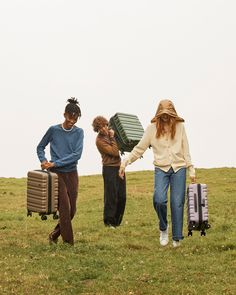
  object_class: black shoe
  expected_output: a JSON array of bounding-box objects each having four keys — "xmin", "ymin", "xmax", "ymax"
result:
[{"xmin": 49, "ymin": 234, "xmax": 58, "ymax": 245}]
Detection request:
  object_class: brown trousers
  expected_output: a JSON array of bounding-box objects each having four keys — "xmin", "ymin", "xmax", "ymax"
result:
[{"xmin": 50, "ymin": 170, "xmax": 78, "ymax": 245}]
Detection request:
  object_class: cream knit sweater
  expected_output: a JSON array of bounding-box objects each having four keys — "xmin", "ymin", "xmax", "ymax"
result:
[{"xmin": 121, "ymin": 122, "xmax": 195, "ymax": 177}]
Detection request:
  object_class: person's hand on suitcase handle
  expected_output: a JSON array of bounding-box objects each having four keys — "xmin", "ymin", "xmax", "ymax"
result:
[
  {"xmin": 108, "ymin": 128, "xmax": 115, "ymax": 138},
  {"xmin": 41, "ymin": 160, "xmax": 55, "ymax": 170}
]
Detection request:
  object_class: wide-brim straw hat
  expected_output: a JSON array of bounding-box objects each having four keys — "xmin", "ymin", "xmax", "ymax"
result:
[{"xmin": 151, "ymin": 99, "xmax": 184, "ymax": 123}]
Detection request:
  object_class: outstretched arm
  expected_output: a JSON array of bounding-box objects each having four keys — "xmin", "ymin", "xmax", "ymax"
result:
[{"xmin": 119, "ymin": 125, "xmax": 152, "ymax": 178}]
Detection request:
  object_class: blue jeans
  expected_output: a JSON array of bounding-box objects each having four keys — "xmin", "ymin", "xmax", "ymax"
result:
[{"xmin": 153, "ymin": 167, "xmax": 186, "ymax": 241}]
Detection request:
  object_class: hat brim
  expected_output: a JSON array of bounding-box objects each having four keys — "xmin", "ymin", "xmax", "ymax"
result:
[{"xmin": 151, "ymin": 111, "xmax": 184, "ymax": 123}]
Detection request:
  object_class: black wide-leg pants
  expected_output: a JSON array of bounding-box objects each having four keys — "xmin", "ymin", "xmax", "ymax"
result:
[{"xmin": 102, "ymin": 166, "xmax": 126, "ymax": 227}]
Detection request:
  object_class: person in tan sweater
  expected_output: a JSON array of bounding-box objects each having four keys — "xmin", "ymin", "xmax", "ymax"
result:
[
  {"xmin": 119, "ymin": 100, "xmax": 196, "ymax": 247},
  {"xmin": 92, "ymin": 116, "xmax": 126, "ymax": 228}
]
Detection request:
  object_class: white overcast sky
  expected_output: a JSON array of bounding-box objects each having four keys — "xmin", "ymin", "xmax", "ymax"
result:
[{"xmin": 0, "ymin": 0, "xmax": 235, "ymax": 178}]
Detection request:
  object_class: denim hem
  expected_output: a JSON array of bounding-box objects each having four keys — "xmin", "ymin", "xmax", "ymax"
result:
[{"xmin": 172, "ymin": 236, "xmax": 184, "ymax": 241}]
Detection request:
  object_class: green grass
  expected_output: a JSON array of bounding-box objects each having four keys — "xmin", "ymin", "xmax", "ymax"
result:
[{"xmin": 0, "ymin": 168, "xmax": 235, "ymax": 295}]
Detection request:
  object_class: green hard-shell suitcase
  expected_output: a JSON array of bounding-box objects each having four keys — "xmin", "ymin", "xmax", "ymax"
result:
[{"xmin": 109, "ymin": 112, "xmax": 144, "ymax": 153}]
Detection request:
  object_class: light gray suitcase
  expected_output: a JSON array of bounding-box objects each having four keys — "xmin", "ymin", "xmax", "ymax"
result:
[
  {"xmin": 187, "ymin": 183, "xmax": 210, "ymax": 236},
  {"xmin": 27, "ymin": 170, "xmax": 59, "ymax": 220}
]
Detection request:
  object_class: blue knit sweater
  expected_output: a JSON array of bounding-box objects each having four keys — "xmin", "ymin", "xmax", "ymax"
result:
[{"xmin": 37, "ymin": 124, "xmax": 84, "ymax": 172}]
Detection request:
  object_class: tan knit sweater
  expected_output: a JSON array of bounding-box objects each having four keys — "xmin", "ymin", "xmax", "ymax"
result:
[{"xmin": 120, "ymin": 122, "xmax": 195, "ymax": 177}]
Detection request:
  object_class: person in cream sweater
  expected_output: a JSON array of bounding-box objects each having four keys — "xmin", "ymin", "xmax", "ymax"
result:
[{"xmin": 119, "ymin": 99, "xmax": 196, "ymax": 247}]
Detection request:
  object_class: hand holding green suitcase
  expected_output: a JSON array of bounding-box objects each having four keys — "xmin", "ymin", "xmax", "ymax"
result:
[{"xmin": 109, "ymin": 112, "xmax": 144, "ymax": 154}]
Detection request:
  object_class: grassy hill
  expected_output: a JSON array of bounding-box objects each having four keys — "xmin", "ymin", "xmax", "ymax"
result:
[{"xmin": 0, "ymin": 168, "xmax": 235, "ymax": 295}]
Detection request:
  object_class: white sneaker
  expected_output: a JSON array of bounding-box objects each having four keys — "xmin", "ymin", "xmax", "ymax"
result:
[
  {"xmin": 107, "ymin": 224, "xmax": 116, "ymax": 229},
  {"xmin": 160, "ymin": 227, "xmax": 169, "ymax": 246},
  {"xmin": 172, "ymin": 240, "xmax": 181, "ymax": 248}
]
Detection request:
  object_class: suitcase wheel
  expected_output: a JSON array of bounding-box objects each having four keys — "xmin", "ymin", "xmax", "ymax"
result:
[
  {"xmin": 53, "ymin": 213, "xmax": 59, "ymax": 220},
  {"xmin": 41, "ymin": 215, "xmax": 47, "ymax": 221},
  {"xmin": 200, "ymin": 230, "xmax": 206, "ymax": 236},
  {"xmin": 188, "ymin": 230, "xmax": 192, "ymax": 236},
  {"xmin": 205, "ymin": 222, "xmax": 211, "ymax": 229},
  {"xmin": 27, "ymin": 210, "xmax": 32, "ymax": 217},
  {"xmin": 189, "ymin": 221, "xmax": 196, "ymax": 229}
]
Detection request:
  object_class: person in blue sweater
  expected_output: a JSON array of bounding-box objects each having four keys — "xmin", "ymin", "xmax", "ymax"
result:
[{"xmin": 37, "ymin": 97, "xmax": 84, "ymax": 245}]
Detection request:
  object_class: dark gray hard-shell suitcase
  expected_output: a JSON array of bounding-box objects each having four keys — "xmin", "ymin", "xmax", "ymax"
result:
[
  {"xmin": 187, "ymin": 183, "xmax": 211, "ymax": 236},
  {"xmin": 27, "ymin": 170, "xmax": 59, "ymax": 220},
  {"xmin": 109, "ymin": 112, "xmax": 144, "ymax": 154}
]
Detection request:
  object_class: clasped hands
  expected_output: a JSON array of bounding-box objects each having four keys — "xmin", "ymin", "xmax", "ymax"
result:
[{"xmin": 41, "ymin": 161, "xmax": 55, "ymax": 170}]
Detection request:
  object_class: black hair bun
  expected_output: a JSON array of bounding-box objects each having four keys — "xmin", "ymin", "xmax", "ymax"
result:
[{"xmin": 67, "ymin": 97, "xmax": 79, "ymax": 105}]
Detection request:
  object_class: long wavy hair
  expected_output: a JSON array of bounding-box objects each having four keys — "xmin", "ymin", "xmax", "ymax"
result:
[{"xmin": 155, "ymin": 116, "xmax": 177, "ymax": 139}]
